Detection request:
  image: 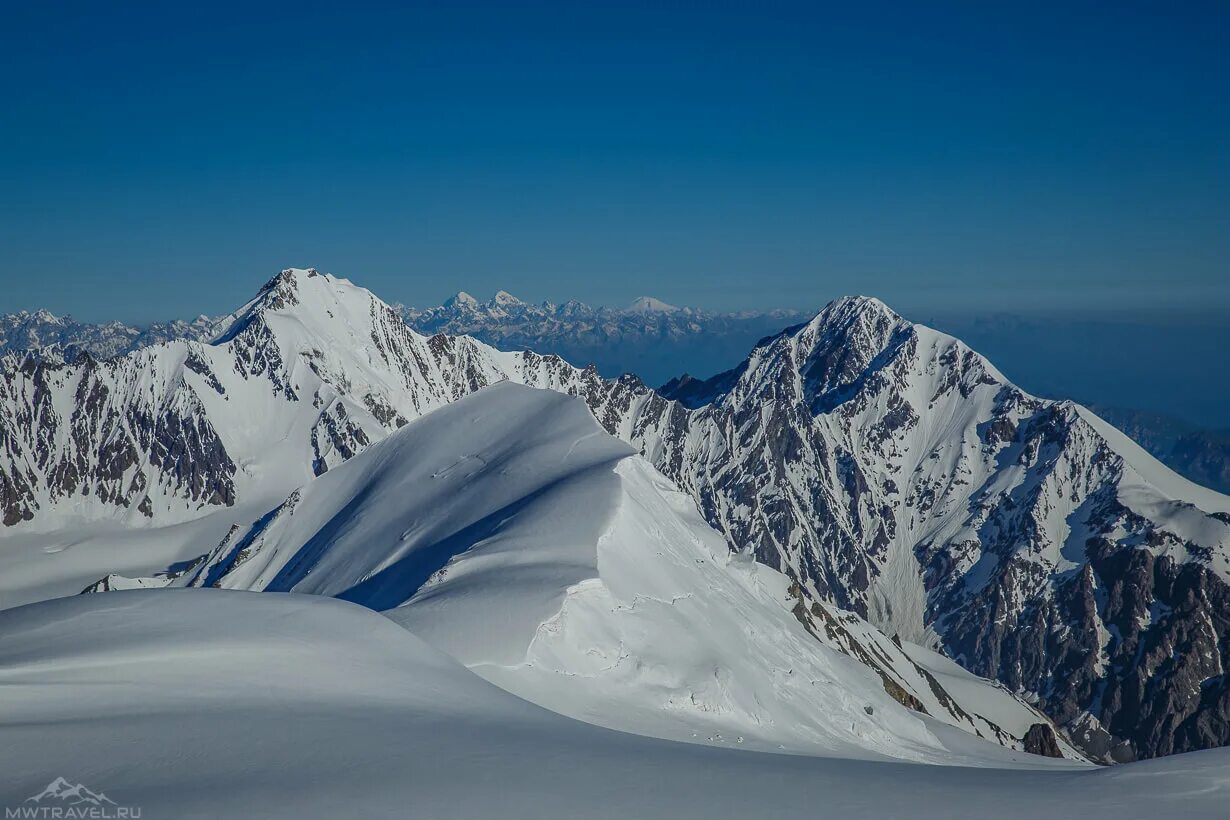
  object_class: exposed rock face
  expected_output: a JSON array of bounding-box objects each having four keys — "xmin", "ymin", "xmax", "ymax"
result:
[
  {"xmin": 1023, "ymin": 723, "xmax": 1064, "ymax": 758},
  {"xmin": 4, "ymin": 271, "xmax": 1229, "ymax": 762},
  {"xmin": 0, "ymin": 347, "xmax": 237, "ymax": 523}
]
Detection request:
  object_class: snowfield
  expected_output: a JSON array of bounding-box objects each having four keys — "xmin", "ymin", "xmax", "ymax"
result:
[
  {"xmin": 0, "ymin": 590, "xmax": 1226, "ymax": 820},
  {"xmin": 86, "ymin": 382, "xmax": 1082, "ymax": 762}
]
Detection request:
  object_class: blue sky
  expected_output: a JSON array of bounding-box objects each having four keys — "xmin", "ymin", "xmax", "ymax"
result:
[{"xmin": 1, "ymin": 1, "xmax": 1227, "ymax": 321}]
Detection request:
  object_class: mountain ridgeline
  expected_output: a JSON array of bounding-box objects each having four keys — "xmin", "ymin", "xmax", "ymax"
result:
[
  {"xmin": 5, "ymin": 295, "xmax": 1226, "ymax": 491},
  {"xmin": 2, "ymin": 269, "xmax": 1228, "ymax": 762}
]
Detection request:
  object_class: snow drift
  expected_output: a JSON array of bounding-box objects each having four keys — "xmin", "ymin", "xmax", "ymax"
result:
[
  {"xmin": 92, "ymin": 382, "xmax": 1082, "ymax": 761},
  {"xmin": 0, "ymin": 590, "xmax": 1226, "ymax": 820}
]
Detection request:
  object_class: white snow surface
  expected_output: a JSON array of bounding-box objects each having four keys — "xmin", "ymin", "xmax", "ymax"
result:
[
  {"xmin": 105, "ymin": 382, "xmax": 1081, "ymax": 761},
  {"xmin": 0, "ymin": 590, "xmax": 1226, "ymax": 820},
  {"xmin": 212, "ymin": 382, "xmax": 636, "ymax": 666},
  {"xmin": 625, "ymin": 295, "xmax": 681, "ymax": 313}
]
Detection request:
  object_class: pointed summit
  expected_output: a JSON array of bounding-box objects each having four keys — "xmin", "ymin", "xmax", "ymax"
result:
[
  {"xmin": 625, "ymin": 296, "xmax": 679, "ymax": 314},
  {"xmin": 444, "ymin": 291, "xmax": 479, "ymax": 309},
  {"xmin": 212, "ymin": 267, "xmax": 380, "ymax": 347},
  {"xmin": 491, "ymin": 290, "xmax": 523, "ymax": 306},
  {"xmin": 799, "ymin": 295, "xmax": 905, "ymax": 345},
  {"xmin": 820, "ymin": 295, "xmax": 900, "ymax": 322},
  {"xmin": 32, "ymin": 309, "xmax": 63, "ymax": 324}
]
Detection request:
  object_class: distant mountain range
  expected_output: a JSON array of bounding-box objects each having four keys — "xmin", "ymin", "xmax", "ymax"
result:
[
  {"xmin": 396, "ymin": 290, "xmax": 809, "ymax": 387},
  {"xmin": 0, "ymin": 309, "xmax": 220, "ymax": 363}
]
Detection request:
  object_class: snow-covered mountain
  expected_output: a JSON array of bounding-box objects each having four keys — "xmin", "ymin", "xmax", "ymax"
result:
[
  {"xmin": 5, "ymin": 590, "xmax": 1225, "ymax": 819},
  {"xmin": 85, "ymin": 382, "xmax": 1079, "ymax": 761},
  {"xmin": 3, "ymin": 269, "xmax": 1229, "ymax": 764},
  {"xmin": 398, "ymin": 289, "xmax": 807, "ymax": 385},
  {"xmin": 625, "ymin": 295, "xmax": 681, "ymax": 314},
  {"xmin": 7, "ymin": 297, "xmax": 1225, "ymax": 492},
  {"xmin": 643, "ymin": 297, "xmax": 1230, "ymax": 762},
  {"xmin": 400, "ymin": 289, "xmax": 706, "ymax": 331},
  {"xmin": 0, "ymin": 309, "xmax": 220, "ymax": 364},
  {"xmin": 0, "ymin": 270, "xmax": 516, "ymax": 531}
]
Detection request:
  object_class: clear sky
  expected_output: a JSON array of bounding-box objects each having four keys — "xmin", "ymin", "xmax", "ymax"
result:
[{"xmin": 1, "ymin": 1, "xmax": 1227, "ymax": 321}]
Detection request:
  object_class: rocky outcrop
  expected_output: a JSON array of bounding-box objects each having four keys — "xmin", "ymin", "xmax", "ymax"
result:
[
  {"xmin": 0, "ymin": 350, "xmax": 238, "ymax": 523},
  {"xmin": 1023, "ymin": 724, "xmax": 1064, "ymax": 758}
]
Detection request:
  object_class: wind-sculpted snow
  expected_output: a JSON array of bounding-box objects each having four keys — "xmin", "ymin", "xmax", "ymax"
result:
[
  {"xmin": 97, "ymin": 383, "xmax": 1072, "ymax": 761},
  {"xmin": 4, "ymin": 268, "xmax": 1230, "ymax": 762},
  {"xmin": 4, "ymin": 591, "xmax": 1228, "ymax": 820}
]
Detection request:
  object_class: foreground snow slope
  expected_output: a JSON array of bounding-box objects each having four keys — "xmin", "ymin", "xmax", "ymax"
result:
[
  {"xmin": 97, "ymin": 383, "xmax": 1081, "ymax": 761},
  {"xmin": 0, "ymin": 590, "xmax": 1226, "ymax": 820}
]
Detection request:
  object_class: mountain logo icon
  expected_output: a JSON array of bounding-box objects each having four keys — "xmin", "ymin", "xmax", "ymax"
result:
[{"xmin": 24, "ymin": 776, "xmax": 118, "ymax": 806}]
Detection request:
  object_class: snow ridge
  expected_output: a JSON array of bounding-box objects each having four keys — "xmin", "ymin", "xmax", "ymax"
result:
[{"xmin": 86, "ymin": 382, "xmax": 1082, "ymax": 763}]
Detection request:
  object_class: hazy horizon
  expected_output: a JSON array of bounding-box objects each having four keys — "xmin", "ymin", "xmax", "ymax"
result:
[
  {"xmin": 3, "ymin": 271, "xmax": 1226, "ymax": 429},
  {"xmin": 5, "ymin": 267, "xmax": 1230, "ymax": 327}
]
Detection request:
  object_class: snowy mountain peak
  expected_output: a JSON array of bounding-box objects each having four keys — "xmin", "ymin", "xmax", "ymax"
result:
[
  {"xmin": 231, "ymin": 268, "xmax": 358, "ymax": 325},
  {"xmin": 31, "ymin": 309, "xmax": 63, "ymax": 324},
  {"xmin": 826, "ymin": 294, "xmax": 898, "ymax": 316},
  {"xmin": 252, "ymin": 268, "xmax": 303, "ymax": 306},
  {"xmin": 215, "ymin": 267, "xmax": 385, "ymax": 343},
  {"xmin": 257, "ymin": 266, "xmax": 328, "ymax": 291},
  {"xmin": 491, "ymin": 290, "xmax": 523, "ymax": 306},
  {"xmin": 444, "ymin": 291, "xmax": 479, "ymax": 309},
  {"xmin": 10, "ymin": 308, "xmax": 63, "ymax": 323},
  {"xmin": 803, "ymin": 295, "xmax": 905, "ymax": 342},
  {"xmin": 625, "ymin": 296, "xmax": 679, "ymax": 314}
]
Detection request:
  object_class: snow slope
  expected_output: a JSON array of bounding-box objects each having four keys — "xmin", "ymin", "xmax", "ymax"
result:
[
  {"xmin": 91, "ymin": 382, "xmax": 1082, "ymax": 761},
  {"xmin": 0, "ymin": 590, "xmax": 1226, "ymax": 820},
  {"xmin": 0, "ymin": 270, "xmax": 538, "ymax": 606}
]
